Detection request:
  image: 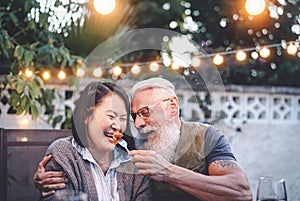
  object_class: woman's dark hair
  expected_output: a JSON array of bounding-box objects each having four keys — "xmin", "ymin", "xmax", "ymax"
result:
[{"xmin": 71, "ymin": 81, "xmax": 131, "ymax": 147}]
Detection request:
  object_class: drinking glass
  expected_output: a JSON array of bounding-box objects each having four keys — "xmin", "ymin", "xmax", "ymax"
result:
[{"xmin": 256, "ymin": 176, "xmax": 287, "ymax": 201}]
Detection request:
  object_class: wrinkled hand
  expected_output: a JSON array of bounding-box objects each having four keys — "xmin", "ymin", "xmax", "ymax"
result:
[
  {"xmin": 129, "ymin": 150, "xmax": 172, "ymax": 181},
  {"xmin": 32, "ymin": 155, "xmax": 68, "ymax": 197}
]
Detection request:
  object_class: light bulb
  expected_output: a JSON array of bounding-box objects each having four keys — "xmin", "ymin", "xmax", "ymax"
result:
[
  {"xmin": 245, "ymin": 0, "xmax": 266, "ymax": 16},
  {"xmin": 287, "ymin": 43, "xmax": 297, "ymax": 55},
  {"xmin": 131, "ymin": 64, "xmax": 141, "ymax": 75},
  {"xmin": 213, "ymin": 54, "xmax": 224, "ymax": 65},
  {"xmin": 259, "ymin": 47, "xmax": 271, "ymax": 58},
  {"xmin": 112, "ymin": 66, "xmax": 122, "ymax": 76},
  {"xmin": 94, "ymin": 0, "xmax": 116, "ymax": 15},
  {"xmin": 236, "ymin": 51, "xmax": 247, "ymax": 61}
]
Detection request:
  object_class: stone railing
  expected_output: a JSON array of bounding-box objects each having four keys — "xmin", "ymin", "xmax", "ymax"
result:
[
  {"xmin": 211, "ymin": 85, "xmax": 300, "ymax": 124},
  {"xmin": 1, "ymin": 84, "xmax": 300, "ymax": 129}
]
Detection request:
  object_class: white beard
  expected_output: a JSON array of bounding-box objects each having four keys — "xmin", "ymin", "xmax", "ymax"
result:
[{"xmin": 136, "ymin": 122, "xmax": 181, "ymax": 163}]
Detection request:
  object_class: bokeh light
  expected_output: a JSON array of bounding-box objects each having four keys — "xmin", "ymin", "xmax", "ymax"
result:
[
  {"xmin": 245, "ymin": 0, "xmax": 266, "ymax": 16},
  {"xmin": 94, "ymin": 0, "xmax": 116, "ymax": 15},
  {"xmin": 213, "ymin": 54, "xmax": 224, "ymax": 65},
  {"xmin": 42, "ymin": 71, "xmax": 51, "ymax": 80},
  {"xmin": 57, "ymin": 70, "xmax": 67, "ymax": 80},
  {"xmin": 236, "ymin": 51, "xmax": 247, "ymax": 61}
]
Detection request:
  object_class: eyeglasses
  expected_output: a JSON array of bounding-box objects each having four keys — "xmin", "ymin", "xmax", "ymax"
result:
[{"xmin": 131, "ymin": 98, "xmax": 171, "ymax": 121}]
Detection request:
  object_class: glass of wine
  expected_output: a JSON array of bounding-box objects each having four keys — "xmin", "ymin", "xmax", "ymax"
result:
[{"xmin": 256, "ymin": 176, "xmax": 287, "ymax": 201}]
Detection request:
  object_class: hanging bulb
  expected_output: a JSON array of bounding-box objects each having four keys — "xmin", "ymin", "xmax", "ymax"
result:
[
  {"xmin": 236, "ymin": 51, "xmax": 247, "ymax": 61},
  {"xmin": 259, "ymin": 47, "xmax": 271, "ymax": 58},
  {"xmin": 213, "ymin": 54, "xmax": 224, "ymax": 66},
  {"xmin": 287, "ymin": 43, "xmax": 297, "ymax": 55}
]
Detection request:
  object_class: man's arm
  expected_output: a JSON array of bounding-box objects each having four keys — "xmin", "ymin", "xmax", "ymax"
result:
[
  {"xmin": 129, "ymin": 150, "xmax": 252, "ymax": 201},
  {"xmin": 33, "ymin": 155, "xmax": 68, "ymax": 197}
]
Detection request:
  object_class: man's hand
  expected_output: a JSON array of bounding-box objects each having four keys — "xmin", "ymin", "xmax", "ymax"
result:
[
  {"xmin": 32, "ymin": 155, "xmax": 68, "ymax": 197},
  {"xmin": 129, "ymin": 150, "xmax": 172, "ymax": 181}
]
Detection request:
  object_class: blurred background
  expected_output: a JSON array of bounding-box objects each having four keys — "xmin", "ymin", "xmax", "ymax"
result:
[{"xmin": 0, "ymin": 0, "xmax": 300, "ymax": 200}]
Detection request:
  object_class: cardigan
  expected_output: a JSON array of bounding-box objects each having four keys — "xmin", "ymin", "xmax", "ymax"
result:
[{"xmin": 42, "ymin": 137, "xmax": 151, "ymax": 201}]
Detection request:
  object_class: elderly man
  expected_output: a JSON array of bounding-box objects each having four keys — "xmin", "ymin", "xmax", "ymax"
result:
[{"xmin": 33, "ymin": 77, "xmax": 252, "ymax": 201}]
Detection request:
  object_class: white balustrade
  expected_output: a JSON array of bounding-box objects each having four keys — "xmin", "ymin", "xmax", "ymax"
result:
[{"xmin": 1, "ymin": 85, "xmax": 300, "ymax": 129}]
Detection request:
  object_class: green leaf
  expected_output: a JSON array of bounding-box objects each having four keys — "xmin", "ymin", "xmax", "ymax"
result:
[
  {"xmin": 16, "ymin": 104, "xmax": 24, "ymax": 115},
  {"xmin": 52, "ymin": 115, "xmax": 63, "ymax": 128},
  {"xmin": 24, "ymin": 100, "xmax": 30, "ymax": 114},
  {"xmin": 30, "ymin": 104, "xmax": 39, "ymax": 121},
  {"xmin": 27, "ymin": 20, "xmax": 36, "ymax": 30},
  {"xmin": 20, "ymin": 95, "xmax": 27, "ymax": 107},
  {"xmin": 24, "ymin": 50, "xmax": 35, "ymax": 66},
  {"xmin": 1, "ymin": 76, "xmax": 8, "ymax": 89},
  {"xmin": 9, "ymin": 13, "xmax": 19, "ymax": 26},
  {"xmin": 56, "ymin": 54, "xmax": 62, "ymax": 62},
  {"xmin": 30, "ymin": 42, "xmax": 39, "ymax": 50},
  {"xmin": 61, "ymin": 57, "xmax": 67, "ymax": 68},
  {"xmin": 54, "ymin": 0, "xmax": 60, "ymax": 7},
  {"xmin": 16, "ymin": 79, "xmax": 26, "ymax": 94},
  {"xmin": 0, "ymin": 12, "xmax": 5, "ymax": 18},
  {"xmin": 35, "ymin": 75, "xmax": 45, "ymax": 89},
  {"xmin": 14, "ymin": 45, "xmax": 24, "ymax": 60},
  {"xmin": 9, "ymin": 91, "xmax": 20, "ymax": 107},
  {"xmin": 28, "ymin": 82, "xmax": 40, "ymax": 99}
]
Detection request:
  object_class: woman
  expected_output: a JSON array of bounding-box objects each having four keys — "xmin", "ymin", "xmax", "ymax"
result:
[{"xmin": 41, "ymin": 81, "xmax": 151, "ymax": 201}]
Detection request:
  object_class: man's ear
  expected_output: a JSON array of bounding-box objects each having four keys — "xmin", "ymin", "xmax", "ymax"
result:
[{"xmin": 169, "ymin": 96, "xmax": 179, "ymax": 113}]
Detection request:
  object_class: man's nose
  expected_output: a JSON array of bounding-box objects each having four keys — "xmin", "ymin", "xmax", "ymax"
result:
[{"xmin": 134, "ymin": 115, "xmax": 146, "ymax": 128}]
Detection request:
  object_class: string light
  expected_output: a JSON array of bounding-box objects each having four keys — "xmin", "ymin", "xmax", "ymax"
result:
[
  {"xmin": 18, "ymin": 40, "xmax": 298, "ymax": 80},
  {"xmin": 194, "ymin": 41, "xmax": 294, "ymax": 59},
  {"xmin": 236, "ymin": 50, "xmax": 247, "ymax": 61},
  {"xmin": 287, "ymin": 43, "xmax": 297, "ymax": 55},
  {"xmin": 24, "ymin": 68, "xmax": 33, "ymax": 78},
  {"xmin": 149, "ymin": 62, "xmax": 160, "ymax": 72},
  {"xmin": 213, "ymin": 54, "xmax": 224, "ymax": 65},
  {"xmin": 93, "ymin": 67, "xmax": 103, "ymax": 77},
  {"xmin": 259, "ymin": 47, "xmax": 271, "ymax": 58},
  {"xmin": 42, "ymin": 71, "xmax": 51, "ymax": 80},
  {"xmin": 130, "ymin": 64, "xmax": 141, "ymax": 75},
  {"xmin": 112, "ymin": 65, "xmax": 122, "ymax": 76},
  {"xmin": 76, "ymin": 67, "xmax": 86, "ymax": 77},
  {"xmin": 57, "ymin": 70, "xmax": 67, "ymax": 80}
]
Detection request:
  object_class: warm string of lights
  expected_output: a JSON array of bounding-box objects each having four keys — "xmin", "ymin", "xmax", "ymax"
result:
[{"xmin": 18, "ymin": 40, "xmax": 299, "ymax": 81}]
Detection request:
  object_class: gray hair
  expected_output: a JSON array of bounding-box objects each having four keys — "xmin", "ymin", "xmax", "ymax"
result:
[{"xmin": 131, "ymin": 77, "xmax": 177, "ymax": 97}]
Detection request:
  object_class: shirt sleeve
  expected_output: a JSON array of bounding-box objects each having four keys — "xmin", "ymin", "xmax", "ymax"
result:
[{"xmin": 204, "ymin": 126, "xmax": 236, "ymax": 167}]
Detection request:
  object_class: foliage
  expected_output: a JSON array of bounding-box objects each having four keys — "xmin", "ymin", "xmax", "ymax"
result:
[
  {"xmin": 133, "ymin": 0, "xmax": 300, "ymax": 86},
  {"xmin": 0, "ymin": 0, "xmax": 83, "ymax": 126},
  {"xmin": 0, "ymin": 74, "xmax": 53, "ymax": 120}
]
